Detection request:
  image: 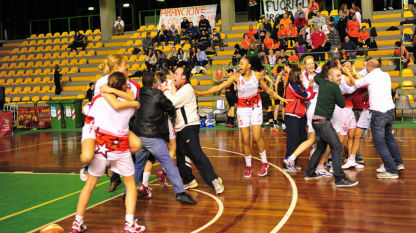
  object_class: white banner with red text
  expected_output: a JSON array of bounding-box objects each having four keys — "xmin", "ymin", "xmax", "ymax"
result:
[{"xmin": 158, "ymin": 4, "xmax": 217, "ymax": 30}]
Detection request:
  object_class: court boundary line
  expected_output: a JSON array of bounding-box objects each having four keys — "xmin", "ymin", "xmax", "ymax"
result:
[
  {"xmin": 189, "ymin": 189, "xmax": 224, "ymax": 233},
  {"xmin": 202, "ymin": 147, "xmax": 298, "ymax": 232},
  {"xmin": 0, "ymin": 135, "xmax": 82, "ymax": 153}
]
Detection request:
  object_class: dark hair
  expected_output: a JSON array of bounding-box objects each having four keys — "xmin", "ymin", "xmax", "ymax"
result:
[
  {"xmin": 288, "ymin": 67, "xmax": 304, "ymax": 90},
  {"xmin": 176, "ymin": 67, "xmax": 191, "ymax": 82},
  {"xmin": 156, "ymin": 71, "xmax": 167, "ymax": 83},
  {"xmin": 247, "ymin": 56, "xmax": 264, "ymax": 72},
  {"xmin": 395, "ymin": 41, "xmax": 401, "ymax": 47},
  {"xmin": 321, "ymin": 58, "xmax": 339, "ymax": 79},
  {"xmin": 108, "ymin": 72, "xmax": 127, "ymax": 90},
  {"xmin": 142, "ymin": 72, "xmax": 156, "ymax": 87},
  {"xmin": 88, "ymin": 82, "xmax": 94, "ymax": 87}
]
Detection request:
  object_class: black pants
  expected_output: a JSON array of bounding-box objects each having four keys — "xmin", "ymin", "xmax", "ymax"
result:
[
  {"xmin": 350, "ymin": 37, "xmax": 359, "ymax": 46},
  {"xmin": 306, "ymin": 119, "xmax": 345, "ymax": 182},
  {"xmin": 70, "ymin": 42, "xmax": 86, "ymax": 51},
  {"xmin": 157, "ymin": 34, "xmax": 168, "ymax": 45},
  {"xmin": 196, "ymin": 60, "xmax": 208, "ymax": 67},
  {"xmin": 313, "ymin": 46, "xmax": 326, "ymax": 61},
  {"xmin": 145, "ymin": 61, "xmax": 156, "ymax": 71},
  {"xmin": 176, "ymin": 125, "xmax": 218, "ymax": 186},
  {"xmin": 393, "ymin": 58, "xmax": 410, "ymax": 70},
  {"xmin": 284, "ymin": 115, "xmax": 307, "ymax": 157},
  {"xmin": 54, "ymin": 81, "xmax": 62, "ymax": 95}
]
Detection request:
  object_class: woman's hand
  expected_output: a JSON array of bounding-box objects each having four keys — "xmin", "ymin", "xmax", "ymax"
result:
[{"xmin": 100, "ymin": 84, "xmax": 113, "ymax": 94}]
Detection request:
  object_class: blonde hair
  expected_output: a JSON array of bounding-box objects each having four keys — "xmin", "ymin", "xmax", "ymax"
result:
[
  {"xmin": 98, "ymin": 54, "xmax": 124, "ymax": 75},
  {"xmin": 302, "ymin": 55, "xmax": 314, "ymax": 71}
]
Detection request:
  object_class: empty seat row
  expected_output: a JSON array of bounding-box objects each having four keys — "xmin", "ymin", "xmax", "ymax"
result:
[
  {"xmin": 5, "ymin": 86, "xmax": 55, "ymax": 95},
  {"xmin": 1, "ymin": 59, "xmax": 86, "ymax": 69},
  {"xmin": 21, "ymin": 35, "xmax": 102, "ymax": 48},
  {"xmin": 0, "ymin": 76, "xmax": 71, "ymax": 86},
  {"xmin": 0, "ymin": 67, "xmax": 78, "ymax": 78},
  {"xmin": 5, "ymin": 95, "xmax": 51, "ymax": 104},
  {"xmin": 2, "ymin": 50, "xmax": 96, "ymax": 62},
  {"xmin": 11, "ymin": 41, "xmax": 102, "ymax": 54},
  {"xmin": 27, "ymin": 29, "xmax": 101, "ymax": 40}
]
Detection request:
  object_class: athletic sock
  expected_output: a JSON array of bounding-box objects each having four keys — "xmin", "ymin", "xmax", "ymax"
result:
[
  {"xmin": 75, "ymin": 215, "xmax": 84, "ymax": 224},
  {"xmin": 142, "ymin": 172, "xmax": 150, "ymax": 187},
  {"xmin": 317, "ymin": 164, "xmax": 325, "ymax": 170},
  {"xmin": 245, "ymin": 155, "xmax": 252, "ymax": 167},
  {"xmin": 349, "ymin": 154, "xmax": 356, "ymax": 160},
  {"xmin": 259, "ymin": 150, "xmax": 267, "ymax": 163},
  {"xmin": 125, "ymin": 214, "xmax": 134, "ymax": 224},
  {"xmin": 288, "ymin": 154, "xmax": 296, "ymax": 161}
]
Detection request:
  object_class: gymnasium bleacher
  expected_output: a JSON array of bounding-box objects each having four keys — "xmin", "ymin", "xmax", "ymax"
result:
[{"xmin": 0, "ymin": 8, "xmax": 415, "ymax": 108}]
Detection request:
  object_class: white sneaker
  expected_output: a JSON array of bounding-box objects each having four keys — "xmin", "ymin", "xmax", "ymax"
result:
[
  {"xmin": 281, "ymin": 123, "xmax": 286, "ymax": 130},
  {"xmin": 397, "ymin": 164, "xmax": 405, "ymax": 171},
  {"xmin": 383, "ymin": 8, "xmax": 387, "ymax": 10},
  {"xmin": 315, "ymin": 167, "xmax": 333, "ymax": 177},
  {"xmin": 342, "ymin": 159, "xmax": 356, "ymax": 169},
  {"xmin": 388, "ymin": 7, "xmax": 393, "ymax": 10},
  {"xmin": 80, "ymin": 166, "xmax": 88, "ymax": 182},
  {"xmin": 377, "ymin": 172, "xmax": 398, "ymax": 179},
  {"xmin": 377, "ymin": 163, "xmax": 386, "ymax": 173}
]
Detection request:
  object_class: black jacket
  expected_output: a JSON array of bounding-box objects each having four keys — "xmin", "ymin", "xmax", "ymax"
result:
[{"xmin": 132, "ymin": 87, "xmax": 176, "ymax": 141}]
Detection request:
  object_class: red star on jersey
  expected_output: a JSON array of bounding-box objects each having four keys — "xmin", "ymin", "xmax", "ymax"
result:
[{"xmin": 96, "ymin": 143, "xmax": 111, "ymax": 158}]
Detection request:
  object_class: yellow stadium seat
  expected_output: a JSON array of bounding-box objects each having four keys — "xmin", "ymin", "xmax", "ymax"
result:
[
  {"xmin": 128, "ymin": 55, "xmax": 138, "ymax": 62},
  {"xmin": 93, "ymin": 35, "xmax": 101, "ymax": 41},
  {"xmin": 403, "ymin": 27, "xmax": 414, "ymax": 35},
  {"xmin": 402, "ymin": 68, "xmax": 414, "ymax": 77},
  {"xmin": 7, "ymin": 70, "xmax": 16, "ymax": 77},
  {"xmin": 131, "ymin": 63, "xmax": 141, "ymax": 70},
  {"xmin": 32, "ymin": 77, "xmax": 42, "ymax": 84},
  {"xmin": 60, "ymin": 67, "xmax": 69, "ymax": 74},
  {"xmin": 32, "ymin": 96, "xmax": 40, "ymax": 103},
  {"xmin": 43, "ymin": 53, "xmax": 52, "ymax": 59},
  {"xmin": 138, "ymin": 25, "xmax": 146, "ymax": 31},
  {"xmin": 216, "ymin": 19, "xmax": 222, "ymax": 25},
  {"xmin": 5, "ymin": 97, "xmax": 11, "ymax": 103},
  {"xmin": 41, "ymin": 69, "xmax": 53, "ymax": 75},
  {"xmin": 133, "ymin": 40, "xmax": 142, "ymax": 46},
  {"xmin": 85, "ymin": 29, "xmax": 93, "ymax": 35},
  {"xmin": 30, "ymin": 86, "xmax": 41, "ymax": 93},
  {"xmin": 61, "ymin": 31, "xmax": 69, "ymax": 37},
  {"xmin": 93, "ymin": 42, "xmax": 103, "ymax": 48},
  {"xmin": 77, "ymin": 51, "xmax": 86, "ymax": 57},
  {"xmin": 0, "ymin": 63, "xmax": 7, "ymax": 69},
  {"xmin": 49, "ymin": 86, "xmax": 56, "ymax": 93},
  {"xmin": 61, "ymin": 59, "xmax": 69, "ymax": 66},
  {"xmin": 40, "ymin": 86, "xmax": 51, "ymax": 93},
  {"xmin": 86, "ymin": 50, "xmax": 95, "ymax": 56},
  {"xmin": 5, "ymin": 87, "xmax": 13, "ymax": 94},
  {"xmin": 24, "ymin": 70, "xmax": 33, "ymax": 76},
  {"xmin": 12, "ymin": 96, "xmax": 21, "ymax": 102},
  {"xmin": 52, "ymin": 52, "xmax": 60, "ymax": 58},
  {"xmin": 404, "ymin": 11, "xmax": 414, "ymax": 18},
  {"xmin": 320, "ymin": 10, "xmax": 329, "ymax": 16},
  {"xmin": 37, "ymin": 39, "xmax": 45, "ymax": 45},
  {"xmin": 0, "ymin": 79, "xmax": 4, "ymax": 85},
  {"xmin": 38, "ymin": 33, "xmax": 45, "ymax": 38},
  {"xmin": 52, "ymin": 32, "xmax": 60, "ymax": 37},
  {"xmin": 402, "ymin": 80, "xmax": 414, "ymax": 89},
  {"xmin": 60, "ymin": 51, "xmax": 69, "ymax": 58},
  {"xmin": 125, "ymin": 40, "xmax": 133, "ymax": 46},
  {"xmin": 68, "ymin": 59, "xmax": 77, "ymax": 65},
  {"xmin": 52, "ymin": 38, "xmax": 61, "ymax": 44},
  {"xmin": 45, "ymin": 39, "xmax": 53, "ymax": 44},
  {"xmin": 61, "ymin": 37, "xmax": 70, "ymax": 43},
  {"xmin": 29, "ymin": 40, "xmax": 37, "ymax": 46},
  {"xmin": 2, "ymin": 55, "xmax": 11, "ymax": 61},
  {"xmin": 52, "ymin": 60, "xmax": 60, "ymax": 66},
  {"xmin": 26, "ymin": 61, "xmax": 35, "ymax": 68},
  {"xmin": 77, "ymin": 93, "xmax": 85, "ymax": 99},
  {"xmin": 330, "ymin": 9, "xmax": 338, "ymax": 16},
  {"xmin": 408, "ymin": 94, "xmax": 415, "ymax": 103},
  {"xmin": 22, "ymin": 78, "xmax": 32, "ymax": 84},
  {"xmin": 77, "ymin": 58, "xmax": 87, "ymax": 65},
  {"xmin": 69, "ymin": 31, "xmax": 75, "ymax": 36},
  {"xmin": 147, "ymin": 25, "xmax": 156, "ymax": 31},
  {"xmin": 21, "ymin": 96, "xmax": 31, "ymax": 102},
  {"xmin": 43, "ymin": 60, "xmax": 52, "ymax": 67},
  {"xmin": 11, "ymin": 87, "xmax": 22, "ymax": 94},
  {"xmin": 45, "ymin": 33, "xmax": 53, "ymax": 38},
  {"xmin": 41, "ymin": 95, "xmax": 51, "ymax": 101},
  {"xmin": 391, "ymin": 82, "xmax": 400, "ymax": 89},
  {"xmin": 14, "ymin": 70, "xmax": 24, "ymax": 77},
  {"xmin": 93, "ymin": 29, "xmax": 101, "ymax": 34},
  {"xmin": 22, "ymin": 87, "xmax": 31, "ymax": 94},
  {"xmin": 60, "ymin": 44, "xmax": 68, "ymax": 50},
  {"xmin": 190, "ymin": 79, "xmax": 198, "ymax": 87},
  {"xmin": 68, "ymin": 51, "xmax": 77, "ymax": 58},
  {"xmin": 17, "ymin": 62, "xmax": 25, "ymax": 68},
  {"xmin": 14, "ymin": 78, "xmax": 23, "ymax": 84},
  {"xmin": 34, "ymin": 53, "xmax": 43, "ymax": 60},
  {"xmin": 33, "ymin": 68, "xmax": 43, "ymax": 75}
]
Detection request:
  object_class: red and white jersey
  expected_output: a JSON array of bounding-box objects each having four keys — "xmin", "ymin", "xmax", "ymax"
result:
[
  {"xmin": 158, "ymin": 80, "xmax": 173, "ymax": 95},
  {"xmin": 237, "ymin": 71, "xmax": 259, "ymax": 99},
  {"xmin": 339, "ymin": 75, "xmax": 358, "ymax": 108},
  {"xmin": 94, "ymin": 75, "xmax": 140, "ymax": 99},
  {"xmin": 302, "ymin": 71, "xmax": 318, "ymax": 93},
  {"xmin": 88, "ymin": 94, "xmax": 135, "ymax": 137}
]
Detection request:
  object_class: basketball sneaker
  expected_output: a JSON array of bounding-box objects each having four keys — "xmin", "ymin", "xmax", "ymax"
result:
[
  {"xmin": 212, "ymin": 177, "xmax": 224, "ymax": 195},
  {"xmin": 283, "ymin": 157, "xmax": 297, "ymax": 173},
  {"xmin": 342, "ymin": 159, "xmax": 364, "ymax": 169},
  {"xmin": 71, "ymin": 220, "xmax": 87, "ymax": 233},
  {"xmin": 137, "ymin": 184, "xmax": 152, "ymax": 199},
  {"xmin": 156, "ymin": 170, "xmax": 168, "ymax": 187},
  {"xmin": 315, "ymin": 167, "xmax": 333, "ymax": 177},
  {"xmin": 79, "ymin": 165, "xmax": 88, "ymax": 182},
  {"xmin": 244, "ymin": 166, "xmax": 252, "ymax": 178},
  {"xmin": 183, "ymin": 179, "xmax": 198, "ymax": 190},
  {"xmin": 124, "ymin": 219, "xmax": 146, "ymax": 233},
  {"xmin": 258, "ymin": 162, "xmax": 269, "ymax": 176}
]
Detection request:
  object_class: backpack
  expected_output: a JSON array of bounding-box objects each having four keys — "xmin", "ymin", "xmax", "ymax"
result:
[
  {"xmin": 369, "ymin": 38, "xmax": 378, "ymax": 49},
  {"xmin": 370, "ymin": 27, "xmax": 377, "ymax": 37},
  {"xmin": 132, "ymin": 47, "xmax": 141, "ymax": 55}
]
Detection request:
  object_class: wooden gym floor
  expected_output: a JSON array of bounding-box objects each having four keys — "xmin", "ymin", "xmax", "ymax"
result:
[{"xmin": 0, "ymin": 128, "xmax": 415, "ymax": 232}]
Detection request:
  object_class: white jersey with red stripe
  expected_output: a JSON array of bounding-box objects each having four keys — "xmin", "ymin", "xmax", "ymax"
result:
[
  {"xmin": 237, "ymin": 71, "xmax": 259, "ymax": 99},
  {"xmin": 88, "ymin": 94, "xmax": 135, "ymax": 137},
  {"xmin": 158, "ymin": 80, "xmax": 173, "ymax": 95},
  {"xmin": 94, "ymin": 75, "xmax": 140, "ymax": 99}
]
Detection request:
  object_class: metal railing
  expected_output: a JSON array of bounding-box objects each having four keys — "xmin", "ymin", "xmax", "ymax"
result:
[
  {"xmin": 138, "ymin": 9, "xmax": 161, "ymax": 27},
  {"xmin": 29, "ymin": 14, "xmax": 100, "ymax": 36}
]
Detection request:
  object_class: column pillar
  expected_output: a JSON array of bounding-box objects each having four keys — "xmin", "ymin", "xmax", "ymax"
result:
[
  {"xmin": 361, "ymin": 0, "xmax": 373, "ymax": 20},
  {"xmin": 99, "ymin": 0, "xmax": 116, "ymax": 40},
  {"xmin": 220, "ymin": 0, "xmax": 235, "ymax": 31}
]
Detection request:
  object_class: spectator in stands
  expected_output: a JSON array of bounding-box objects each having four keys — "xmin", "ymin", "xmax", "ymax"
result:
[
  {"xmin": 69, "ymin": 31, "xmax": 87, "ymax": 52},
  {"xmin": 54, "ymin": 64, "xmax": 62, "ymax": 95},
  {"xmin": 288, "ymin": 23, "xmax": 298, "ymax": 38},
  {"xmin": 145, "ymin": 49, "xmax": 157, "ymax": 72},
  {"xmin": 288, "ymin": 49, "xmax": 300, "ymax": 63},
  {"xmin": 311, "ymin": 24, "xmax": 326, "ymax": 61},
  {"xmin": 307, "ymin": 0, "xmax": 320, "ymax": 18},
  {"xmin": 357, "ymin": 26, "xmax": 370, "ymax": 48},
  {"xmin": 186, "ymin": 22, "xmax": 198, "ymax": 45},
  {"xmin": 278, "ymin": 24, "xmax": 289, "ymax": 42},
  {"xmin": 340, "ymin": 48, "xmax": 350, "ymax": 60},
  {"xmin": 86, "ymin": 82, "xmax": 95, "ymax": 101},
  {"xmin": 155, "ymin": 50, "xmax": 168, "ymax": 70},
  {"xmin": 278, "ymin": 49, "xmax": 288, "ymax": 63},
  {"xmin": 298, "ymin": 29, "xmax": 308, "ymax": 47},
  {"xmin": 181, "ymin": 17, "xmax": 190, "ymax": 33},
  {"xmin": 293, "ymin": 41, "xmax": 305, "ymax": 56},
  {"xmin": 169, "ymin": 46, "xmax": 179, "ymax": 69},
  {"xmin": 337, "ymin": 11, "xmax": 348, "ymax": 43},
  {"xmin": 334, "ymin": 10, "xmax": 343, "ymax": 26},
  {"xmin": 248, "ymin": 0, "xmax": 258, "ymax": 21},
  {"xmin": 198, "ymin": 15, "xmax": 211, "ymax": 34},
  {"xmin": 280, "ymin": 13, "xmax": 292, "ymax": 31},
  {"xmin": 196, "ymin": 47, "xmax": 208, "ymax": 67},
  {"xmin": 197, "ymin": 30, "xmax": 211, "ymax": 50},
  {"xmin": 168, "ymin": 24, "xmax": 180, "ymax": 45},
  {"xmin": 142, "ymin": 32, "xmax": 153, "ymax": 54},
  {"xmin": 258, "ymin": 43, "xmax": 267, "ymax": 60},
  {"xmin": 177, "ymin": 48, "xmax": 188, "ymax": 67},
  {"xmin": 353, "ymin": 6, "xmax": 362, "ymax": 27},
  {"xmin": 257, "ymin": 24, "xmax": 267, "ymax": 42},
  {"xmin": 287, "ymin": 10, "xmax": 295, "ymax": 23},
  {"xmin": 263, "ymin": 17, "xmax": 273, "ymax": 33},
  {"xmin": 294, "ymin": 13, "xmax": 308, "ymax": 32},
  {"xmin": 322, "ymin": 19, "xmax": 331, "ymax": 35},
  {"xmin": 156, "ymin": 24, "xmax": 169, "ymax": 46},
  {"xmin": 247, "ymin": 42, "xmax": 258, "ymax": 57},
  {"xmin": 232, "ymin": 44, "xmax": 245, "ymax": 65},
  {"xmin": 246, "ymin": 25, "xmax": 257, "ymax": 41},
  {"xmin": 114, "ymin": 16, "xmax": 125, "ymax": 35},
  {"xmin": 310, "ymin": 11, "xmax": 325, "ymax": 27},
  {"xmin": 340, "ymin": 3, "xmax": 350, "ymax": 17},
  {"xmin": 294, "ymin": 6, "xmax": 305, "ymax": 19},
  {"xmin": 264, "ymin": 32, "xmax": 279, "ymax": 51},
  {"xmin": 341, "ymin": 36, "xmax": 357, "ymax": 59},
  {"xmin": 189, "ymin": 46, "xmax": 198, "ymax": 67},
  {"xmin": 384, "ymin": 0, "xmax": 394, "ymax": 10},
  {"xmin": 210, "ymin": 28, "xmax": 224, "ymax": 52},
  {"xmin": 347, "ymin": 15, "xmax": 360, "ymax": 45},
  {"xmin": 394, "ymin": 41, "xmax": 410, "ymax": 70},
  {"xmin": 241, "ymin": 33, "xmax": 251, "ymax": 52},
  {"xmin": 266, "ymin": 49, "xmax": 277, "ymax": 66},
  {"xmin": 328, "ymin": 23, "xmax": 341, "ymax": 52}
]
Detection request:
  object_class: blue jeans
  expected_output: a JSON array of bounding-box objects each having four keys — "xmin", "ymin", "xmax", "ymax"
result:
[
  {"xmin": 134, "ymin": 137, "xmax": 185, "ymax": 194},
  {"xmin": 306, "ymin": 119, "xmax": 345, "ymax": 182},
  {"xmin": 370, "ymin": 109, "xmax": 403, "ymax": 174}
]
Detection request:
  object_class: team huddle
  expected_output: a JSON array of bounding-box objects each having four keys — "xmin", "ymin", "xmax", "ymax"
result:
[{"xmin": 70, "ymin": 53, "xmax": 404, "ymax": 233}]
